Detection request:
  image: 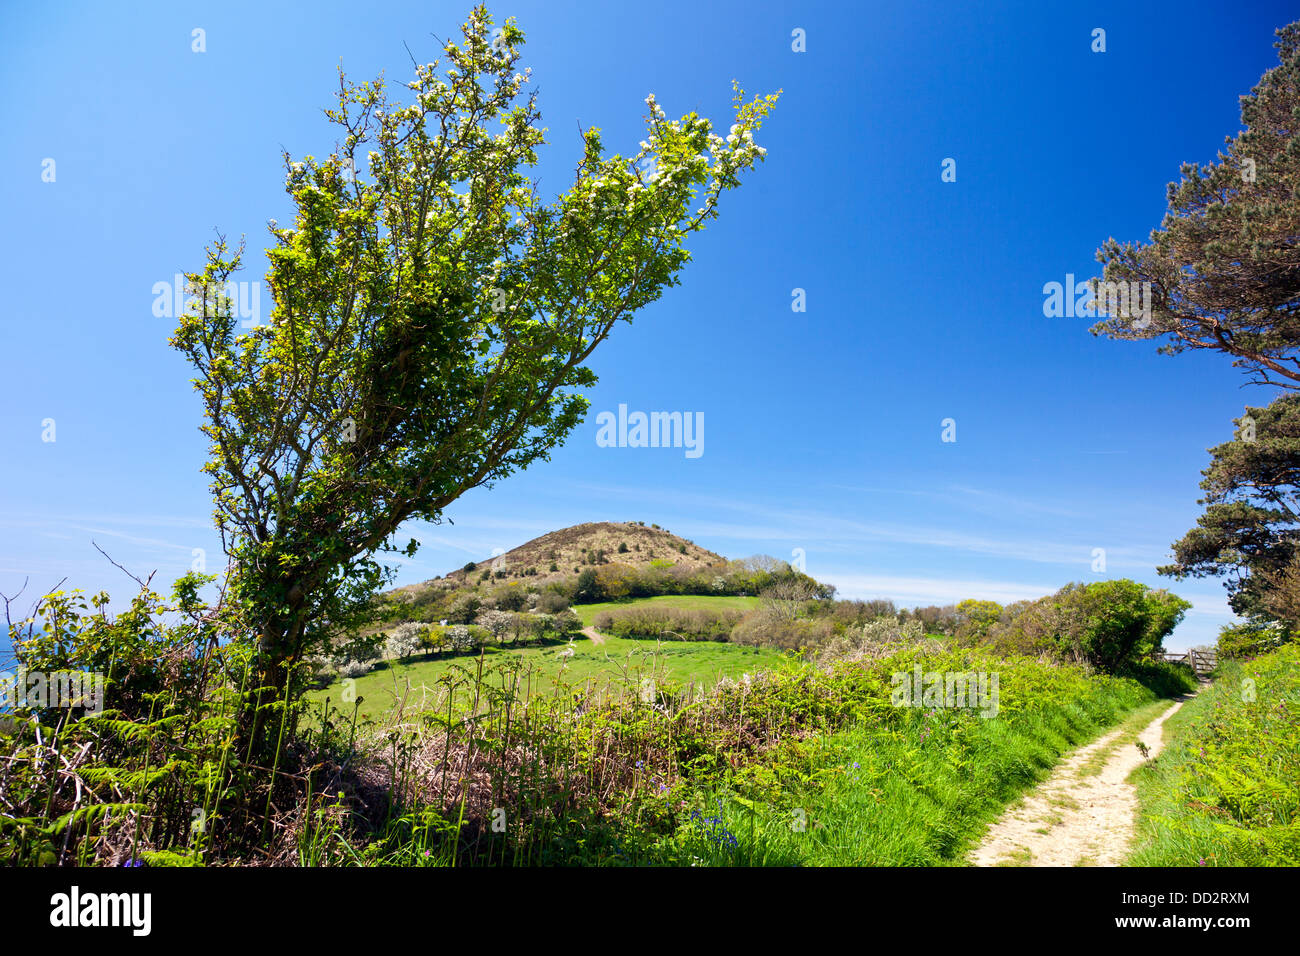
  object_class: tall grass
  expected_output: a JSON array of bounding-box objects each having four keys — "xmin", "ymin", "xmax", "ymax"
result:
[
  {"xmin": 2, "ymin": 584, "xmax": 1196, "ymax": 867},
  {"xmin": 633, "ymin": 651, "xmax": 1190, "ymax": 866},
  {"xmin": 1128, "ymin": 645, "xmax": 1300, "ymax": 866},
  {"xmin": 301, "ymin": 646, "xmax": 1193, "ymax": 866}
]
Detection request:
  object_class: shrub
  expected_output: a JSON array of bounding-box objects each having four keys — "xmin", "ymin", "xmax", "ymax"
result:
[
  {"xmin": 1216, "ymin": 620, "xmax": 1293, "ymax": 660},
  {"xmin": 954, "ymin": 599, "xmax": 1003, "ymax": 643},
  {"xmin": 438, "ymin": 625, "xmax": 481, "ymax": 652},
  {"xmin": 901, "ymin": 604, "xmax": 959, "ymax": 635},
  {"xmin": 420, "ymin": 625, "xmax": 448, "ymax": 654},
  {"xmin": 445, "ymin": 592, "xmax": 482, "ymax": 625},
  {"xmin": 984, "ymin": 580, "xmax": 1190, "ymax": 672},
  {"xmin": 593, "ymin": 606, "xmax": 744, "ymax": 642},
  {"xmin": 818, "ymin": 617, "xmax": 932, "ymax": 663},
  {"xmin": 339, "ymin": 659, "xmax": 375, "ymax": 678},
  {"xmin": 384, "ymin": 622, "xmax": 427, "ymax": 659},
  {"xmin": 730, "ymin": 615, "xmax": 832, "ymax": 652},
  {"xmin": 824, "ymin": 599, "xmax": 898, "ymax": 634},
  {"xmin": 477, "ymin": 609, "xmax": 516, "ymax": 643},
  {"xmin": 489, "ymin": 584, "xmax": 528, "ymax": 612},
  {"xmin": 574, "ymin": 569, "xmax": 601, "ymax": 602},
  {"xmin": 552, "ymin": 609, "xmax": 582, "ymax": 636},
  {"xmin": 533, "ymin": 590, "xmax": 568, "ymax": 614}
]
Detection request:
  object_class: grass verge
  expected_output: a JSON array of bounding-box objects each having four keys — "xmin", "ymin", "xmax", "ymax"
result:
[
  {"xmin": 1127, "ymin": 644, "xmax": 1300, "ymax": 866},
  {"xmin": 629, "ymin": 654, "xmax": 1195, "ymax": 866}
]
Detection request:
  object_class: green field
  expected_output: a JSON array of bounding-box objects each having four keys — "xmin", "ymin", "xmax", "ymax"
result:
[
  {"xmin": 572, "ymin": 593, "xmax": 761, "ymax": 626},
  {"xmin": 308, "ymin": 595, "xmax": 778, "ymax": 723}
]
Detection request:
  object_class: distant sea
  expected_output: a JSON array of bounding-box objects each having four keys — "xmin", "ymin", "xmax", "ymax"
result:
[{"xmin": 1, "ymin": 627, "xmax": 35, "ymax": 670}]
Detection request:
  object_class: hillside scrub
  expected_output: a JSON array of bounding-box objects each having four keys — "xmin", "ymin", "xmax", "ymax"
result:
[
  {"xmin": 592, "ymin": 605, "xmax": 744, "ymax": 641},
  {"xmin": 436, "ymin": 521, "xmax": 728, "ymax": 584},
  {"xmin": 1216, "ymin": 619, "xmax": 1295, "ymax": 660},
  {"xmin": 1128, "ymin": 644, "xmax": 1300, "ymax": 866},
  {"xmin": 375, "ymin": 559, "xmax": 816, "ymax": 628},
  {"xmin": 575, "ymin": 580, "xmax": 1190, "ymax": 672},
  {"xmin": 976, "ymin": 580, "xmax": 1189, "ymax": 672}
]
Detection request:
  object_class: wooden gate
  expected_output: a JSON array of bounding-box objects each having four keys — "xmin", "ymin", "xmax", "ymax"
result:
[{"xmin": 1160, "ymin": 648, "xmax": 1216, "ymax": 677}]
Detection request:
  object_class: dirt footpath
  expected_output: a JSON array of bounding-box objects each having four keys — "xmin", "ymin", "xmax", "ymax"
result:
[{"xmin": 969, "ymin": 694, "xmax": 1193, "ymax": 867}]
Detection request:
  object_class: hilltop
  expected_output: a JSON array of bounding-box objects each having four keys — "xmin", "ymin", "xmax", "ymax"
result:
[{"xmin": 389, "ymin": 521, "xmax": 727, "ymax": 597}]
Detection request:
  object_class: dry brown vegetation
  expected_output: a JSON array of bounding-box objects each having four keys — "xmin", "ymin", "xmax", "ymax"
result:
[{"xmin": 390, "ymin": 521, "xmax": 725, "ymax": 597}]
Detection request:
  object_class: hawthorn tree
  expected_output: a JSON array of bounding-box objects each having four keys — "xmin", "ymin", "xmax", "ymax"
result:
[
  {"xmin": 1089, "ymin": 22, "xmax": 1300, "ymax": 388},
  {"xmin": 170, "ymin": 5, "xmax": 778, "ymax": 732}
]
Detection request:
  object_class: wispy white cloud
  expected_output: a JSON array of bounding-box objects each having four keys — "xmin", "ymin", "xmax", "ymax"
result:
[
  {"xmin": 66, "ymin": 525, "xmax": 195, "ymax": 554},
  {"xmin": 0, "ymin": 511, "xmax": 210, "ymax": 531},
  {"xmin": 827, "ymin": 482, "xmax": 1085, "ymax": 520},
  {"xmin": 820, "ymin": 572, "xmax": 1058, "ymax": 607},
  {"xmin": 562, "ymin": 486, "xmax": 1171, "ymax": 570}
]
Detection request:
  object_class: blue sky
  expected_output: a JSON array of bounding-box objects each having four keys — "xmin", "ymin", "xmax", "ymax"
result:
[{"xmin": 2, "ymin": 0, "xmax": 1295, "ymax": 652}]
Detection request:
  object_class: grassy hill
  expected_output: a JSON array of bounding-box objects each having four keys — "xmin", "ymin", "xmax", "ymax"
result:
[
  {"xmin": 390, "ymin": 521, "xmax": 726, "ymax": 597},
  {"xmin": 312, "ymin": 523, "xmax": 818, "ymax": 706}
]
